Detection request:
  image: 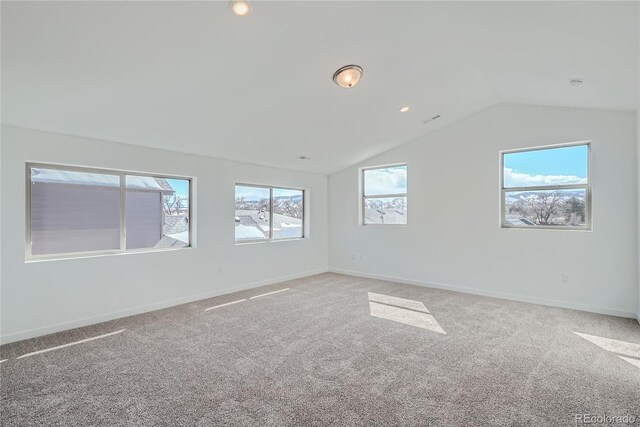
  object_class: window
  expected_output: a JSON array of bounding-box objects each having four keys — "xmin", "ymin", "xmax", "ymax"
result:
[
  {"xmin": 126, "ymin": 175, "xmax": 190, "ymax": 249},
  {"xmin": 501, "ymin": 142, "xmax": 590, "ymax": 229},
  {"xmin": 361, "ymin": 164, "xmax": 407, "ymax": 225},
  {"xmin": 235, "ymin": 184, "xmax": 304, "ymax": 242},
  {"xmin": 29, "ymin": 168, "xmax": 121, "ymax": 255},
  {"xmin": 27, "ymin": 164, "xmax": 191, "ymax": 259}
]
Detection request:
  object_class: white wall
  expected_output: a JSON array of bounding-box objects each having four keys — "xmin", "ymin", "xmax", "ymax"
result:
[
  {"xmin": 1, "ymin": 126, "xmax": 328, "ymax": 343},
  {"xmin": 634, "ymin": 2, "xmax": 640, "ymax": 319},
  {"xmin": 2, "ymin": 103, "xmax": 638, "ymax": 342},
  {"xmin": 329, "ymin": 103, "xmax": 638, "ymax": 318},
  {"xmin": 637, "ymin": 108, "xmax": 640, "ymax": 323}
]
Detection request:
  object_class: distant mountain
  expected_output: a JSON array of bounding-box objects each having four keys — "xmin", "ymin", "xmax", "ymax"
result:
[
  {"xmin": 505, "ymin": 190, "xmax": 585, "ymax": 204},
  {"xmin": 273, "ymin": 195, "xmax": 303, "ymax": 202}
]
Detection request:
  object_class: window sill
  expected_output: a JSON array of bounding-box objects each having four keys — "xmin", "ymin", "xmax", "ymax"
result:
[
  {"xmin": 235, "ymin": 237, "xmax": 306, "ymax": 246},
  {"xmin": 25, "ymin": 246, "xmax": 193, "ymax": 263},
  {"xmin": 361, "ymin": 224, "xmax": 408, "ymax": 227},
  {"xmin": 501, "ymin": 225, "xmax": 592, "ymax": 232}
]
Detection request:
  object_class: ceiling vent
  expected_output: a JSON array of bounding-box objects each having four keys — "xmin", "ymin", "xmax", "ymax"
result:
[{"xmin": 423, "ymin": 114, "xmax": 441, "ymax": 124}]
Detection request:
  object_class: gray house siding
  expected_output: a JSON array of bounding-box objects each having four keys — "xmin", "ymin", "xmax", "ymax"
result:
[
  {"xmin": 30, "ymin": 182, "xmax": 120, "ymax": 255},
  {"xmin": 30, "ymin": 169, "xmax": 178, "ymax": 255},
  {"xmin": 126, "ymin": 190, "xmax": 162, "ymax": 249}
]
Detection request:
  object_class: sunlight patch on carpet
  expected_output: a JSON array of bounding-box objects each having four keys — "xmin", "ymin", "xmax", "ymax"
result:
[
  {"xmin": 368, "ymin": 292, "xmax": 445, "ymax": 334},
  {"xmin": 16, "ymin": 329, "xmax": 126, "ymax": 359},
  {"xmin": 574, "ymin": 331, "xmax": 640, "ymax": 369}
]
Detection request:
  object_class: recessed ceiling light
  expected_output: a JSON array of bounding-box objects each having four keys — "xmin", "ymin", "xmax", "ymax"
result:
[
  {"xmin": 333, "ymin": 65, "xmax": 363, "ymax": 89},
  {"xmin": 230, "ymin": 1, "xmax": 252, "ymax": 16},
  {"xmin": 399, "ymin": 106, "xmax": 410, "ymax": 113},
  {"xmin": 569, "ymin": 78, "xmax": 584, "ymax": 86}
]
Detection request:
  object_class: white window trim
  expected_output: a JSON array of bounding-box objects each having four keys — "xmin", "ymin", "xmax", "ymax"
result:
[
  {"xmin": 234, "ymin": 183, "xmax": 306, "ymax": 244},
  {"xmin": 499, "ymin": 141, "xmax": 592, "ymax": 231},
  {"xmin": 360, "ymin": 163, "xmax": 408, "ymax": 226},
  {"xmin": 25, "ymin": 162, "xmax": 194, "ymax": 262}
]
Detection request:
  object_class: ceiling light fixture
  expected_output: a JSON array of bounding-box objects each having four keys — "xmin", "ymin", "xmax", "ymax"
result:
[
  {"xmin": 399, "ymin": 106, "xmax": 410, "ymax": 113},
  {"xmin": 298, "ymin": 156, "xmax": 310, "ymax": 160},
  {"xmin": 333, "ymin": 65, "xmax": 363, "ymax": 89},
  {"xmin": 230, "ymin": 0, "xmax": 252, "ymax": 16},
  {"xmin": 569, "ymin": 78, "xmax": 584, "ymax": 86}
]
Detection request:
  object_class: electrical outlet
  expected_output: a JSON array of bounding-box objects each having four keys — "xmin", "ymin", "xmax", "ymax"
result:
[
  {"xmin": 561, "ymin": 274, "xmax": 569, "ymax": 285},
  {"xmin": 351, "ymin": 254, "xmax": 356, "ymax": 261},
  {"xmin": 219, "ymin": 266, "xmax": 223, "ymax": 274}
]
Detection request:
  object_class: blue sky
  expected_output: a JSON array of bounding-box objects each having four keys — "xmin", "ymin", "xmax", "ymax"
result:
[
  {"xmin": 236, "ymin": 185, "xmax": 269, "ymax": 201},
  {"xmin": 166, "ymin": 178, "xmax": 190, "ymax": 198},
  {"xmin": 503, "ymin": 145, "xmax": 587, "ymax": 188}
]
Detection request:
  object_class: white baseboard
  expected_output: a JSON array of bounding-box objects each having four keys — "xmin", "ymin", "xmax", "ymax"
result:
[
  {"xmin": 329, "ymin": 268, "xmax": 638, "ymax": 319},
  {"xmin": 1, "ymin": 268, "xmax": 328, "ymax": 345}
]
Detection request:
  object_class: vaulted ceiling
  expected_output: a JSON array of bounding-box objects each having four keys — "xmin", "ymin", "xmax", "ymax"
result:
[{"xmin": 2, "ymin": 1, "xmax": 638, "ymax": 174}]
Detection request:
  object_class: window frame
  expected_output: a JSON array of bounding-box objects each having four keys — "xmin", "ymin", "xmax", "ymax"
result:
[
  {"xmin": 360, "ymin": 163, "xmax": 408, "ymax": 226},
  {"xmin": 499, "ymin": 141, "xmax": 591, "ymax": 231},
  {"xmin": 25, "ymin": 162, "xmax": 193, "ymax": 262},
  {"xmin": 234, "ymin": 183, "xmax": 305, "ymax": 244}
]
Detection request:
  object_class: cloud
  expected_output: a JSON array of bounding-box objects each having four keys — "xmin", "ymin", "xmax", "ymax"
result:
[
  {"xmin": 504, "ymin": 168, "xmax": 586, "ymax": 188},
  {"xmin": 365, "ymin": 167, "xmax": 407, "ymax": 195}
]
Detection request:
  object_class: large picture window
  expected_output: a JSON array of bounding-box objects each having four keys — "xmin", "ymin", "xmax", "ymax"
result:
[
  {"xmin": 361, "ymin": 164, "xmax": 407, "ymax": 225},
  {"xmin": 501, "ymin": 142, "xmax": 590, "ymax": 229},
  {"xmin": 235, "ymin": 184, "xmax": 304, "ymax": 242},
  {"xmin": 27, "ymin": 164, "xmax": 191, "ymax": 259}
]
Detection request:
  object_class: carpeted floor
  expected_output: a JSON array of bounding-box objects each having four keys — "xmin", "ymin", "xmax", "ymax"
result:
[{"xmin": 1, "ymin": 273, "xmax": 639, "ymax": 426}]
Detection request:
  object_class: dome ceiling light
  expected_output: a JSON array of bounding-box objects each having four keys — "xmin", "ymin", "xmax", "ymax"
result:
[
  {"xmin": 230, "ymin": 1, "xmax": 252, "ymax": 16},
  {"xmin": 333, "ymin": 65, "xmax": 363, "ymax": 89}
]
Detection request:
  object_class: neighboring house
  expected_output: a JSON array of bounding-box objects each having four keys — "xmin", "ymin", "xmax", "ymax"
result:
[
  {"xmin": 364, "ymin": 208, "xmax": 406, "ymax": 225},
  {"xmin": 162, "ymin": 214, "xmax": 190, "ymax": 246},
  {"xmin": 504, "ymin": 215, "xmax": 577, "ymax": 227},
  {"xmin": 235, "ymin": 210, "xmax": 269, "ymax": 239},
  {"xmin": 234, "ymin": 209, "xmax": 302, "ymax": 239},
  {"xmin": 504, "ymin": 215, "xmax": 536, "ymax": 227},
  {"xmin": 272, "ymin": 212, "xmax": 303, "ymax": 238},
  {"xmin": 126, "ymin": 176, "xmax": 179, "ymax": 249},
  {"xmin": 30, "ymin": 169, "xmax": 180, "ymax": 254}
]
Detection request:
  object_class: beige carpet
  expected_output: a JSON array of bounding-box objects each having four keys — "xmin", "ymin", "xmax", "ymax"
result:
[{"xmin": 1, "ymin": 273, "xmax": 639, "ymax": 426}]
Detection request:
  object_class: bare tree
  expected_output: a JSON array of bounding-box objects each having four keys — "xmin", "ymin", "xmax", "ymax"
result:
[
  {"xmin": 507, "ymin": 199, "xmax": 527, "ymax": 216},
  {"xmin": 274, "ymin": 198, "xmax": 303, "ymax": 219},
  {"xmin": 163, "ymin": 194, "xmax": 187, "ymax": 215},
  {"xmin": 235, "ymin": 196, "xmax": 251, "ymax": 210},
  {"xmin": 257, "ymin": 198, "xmax": 270, "ymax": 212},
  {"xmin": 235, "ymin": 197, "xmax": 270, "ymax": 212},
  {"xmin": 564, "ymin": 197, "xmax": 585, "ymax": 225},
  {"xmin": 525, "ymin": 191, "xmax": 563, "ymax": 225},
  {"xmin": 390, "ymin": 197, "xmax": 406, "ymax": 212}
]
